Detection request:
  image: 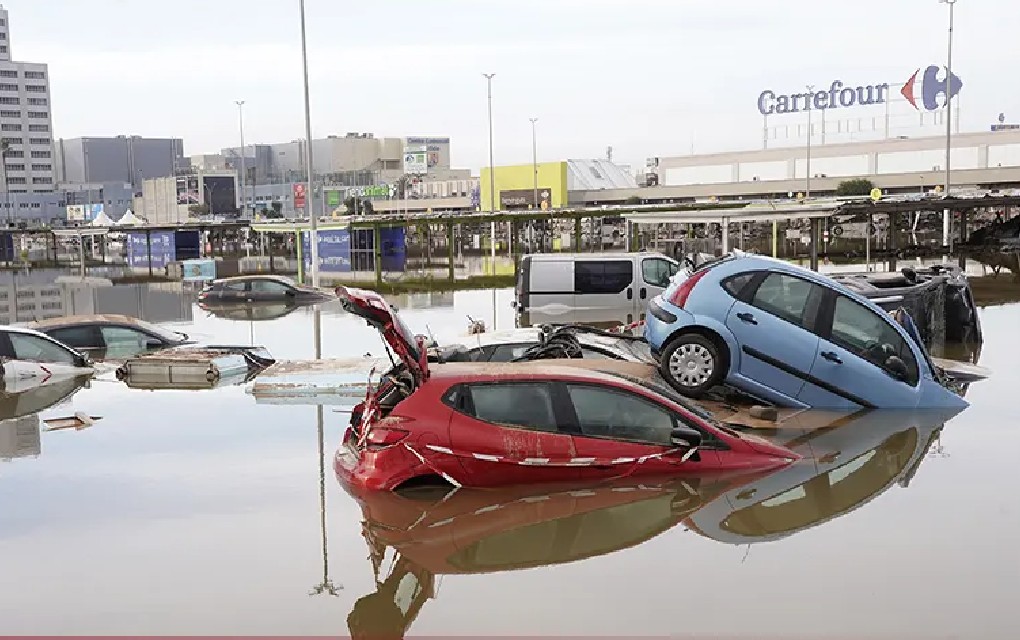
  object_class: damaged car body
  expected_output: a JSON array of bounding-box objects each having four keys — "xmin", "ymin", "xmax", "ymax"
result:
[
  {"xmin": 643, "ymin": 253, "xmax": 970, "ymax": 411},
  {"xmin": 334, "ymin": 286, "xmax": 800, "ymax": 492}
]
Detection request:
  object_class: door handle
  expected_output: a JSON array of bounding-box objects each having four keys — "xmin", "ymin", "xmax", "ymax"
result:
[
  {"xmin": 640, "ymin": 287, "xmax": 647, "ymax": 299},
  {"xmin": 627, "ymin": 288, "xmax": 633, "ymax": 300},
  {"xmin": 821, "ymin": 351, "xmax": 842, "ymax": 364},
  {"xmin": 736, "ymin": 312, "xmax": 757, "ymax": 325}
]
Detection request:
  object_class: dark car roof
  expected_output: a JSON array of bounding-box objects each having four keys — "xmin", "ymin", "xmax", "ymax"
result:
[{"xmin": 27, "ymin": 314, "xmax": 147, "ymax": 329}]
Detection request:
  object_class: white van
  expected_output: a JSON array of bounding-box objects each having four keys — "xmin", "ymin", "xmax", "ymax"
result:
[{"xmin": 513, "ymin": 251, "xmax": 683, "ymax": 327}]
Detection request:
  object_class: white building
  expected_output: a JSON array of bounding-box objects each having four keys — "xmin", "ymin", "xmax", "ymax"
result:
[{"xmin": 0, "ymin": 5, "xmax": 54, "ymax": 194}]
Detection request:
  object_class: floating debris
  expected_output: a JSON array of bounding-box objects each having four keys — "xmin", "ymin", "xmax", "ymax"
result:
[{"xmin": 115, "ymin": 345, "xmax": 275, "ymax": 389}]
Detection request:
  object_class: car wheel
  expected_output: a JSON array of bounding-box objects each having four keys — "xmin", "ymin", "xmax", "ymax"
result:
[{"xmin": 659, "ymin": 334, "xmax": 726, "ymax": 397}]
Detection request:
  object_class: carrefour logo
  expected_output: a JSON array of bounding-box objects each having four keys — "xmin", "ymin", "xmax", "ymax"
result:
[
  {"xmin": 900, "ymin": 65, "xmax": 962, "ymax": 111},
  {"xmin": 756, "ymin": 65, "xmax": 963, "ymax": 116}
]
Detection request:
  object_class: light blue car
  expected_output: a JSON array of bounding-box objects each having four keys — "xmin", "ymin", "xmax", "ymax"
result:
[{"xmin": 642, "ymin": 253, "xmax": 969, "ymax": 411}]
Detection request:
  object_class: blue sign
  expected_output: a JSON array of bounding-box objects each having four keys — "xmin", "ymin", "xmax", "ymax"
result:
[
  {"xmin": 89, "ymin": 204, "xmax": 104, "ymax": 221},
  {"xmin": 182, "ymin": 258, "xmax": 216, "ymax": 281},
  {"xmin": 302, "ymin": 229, "xmax": 352, "ymax": 273},
  {"xmin": 757, "ymin": 65, "xmax": 963, "ymax": 116},
  {"xmin": 379, "ymin": 227, "xmax": 406, "ymax": 272},
  {"xmin": 127, "ymin": 231, "xmax": 176, "ymax": 269}
]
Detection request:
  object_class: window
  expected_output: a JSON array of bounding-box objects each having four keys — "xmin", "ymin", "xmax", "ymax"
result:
[
  {"xmin": 5, "ymin": 163, "xmax": 23, "ymax": 171},
  {"xmin": 31, "ymin": 164, "xmax": 51, "ymax": 171},
  {"xmin": 566, "ymin": 384, "xmax": 674, "ymax": 446},
  {"xmin": 27, "ymin": 111, "xmax": 47, "ymax": 118},
  {"xmin": 25, "ymin": 85, "xmax": 46, "ymax": 93},
  {"xmin": 750, "ymin": 272, "xmax": 815, "ymax": 327},
  {"xmin": 24, "ymin": 71, "xmax": 45, "ymax": 80},
  {"xmin": 488, "ymin": 343, "xmax": 534, "ymax": 362},
  {"xmin": 28, "ymin": 124, "xmax": 48, "ymax": 132},
  {"xmin": 48, "ymin": 326, "xmax": 98, "ymax": 348},
  {"xmin": 222, "ymin": 281, "xmax": 248, "ymax": 292},
  {"xmin": 1, "ymin": 123, "xmax": 21, "ymax": 131},
  {"xmin": 641, "ymin": 257, "xmax": 678, "ymax": 288},
  {"xmin": 0, "ymin": 97, "xmax": 18, "ymax": 105},
  {"xmin": 466, "ymin": 383, "xmax": 559, "ymax": 432},
  {"xmin": 250, "ymin": 279, "xmax": 290, "ymax": 293},
  {"xmin": 30, "ymin": 151, "xmax": 49, "ymax": 158},
  {"xmin": 101, "ymin": 326, "xmax": 148, "ymax": 346},
  {"xmin": 574, "ymin": 260, "xmax": 633, "ymax": 294},
  {"xmin": 27, "ymin": 98, "xmax": 46, "ymax": 106},
  {"xmin": 721, "ymin": 272, "xmax": 756, "ymax": 299},
  {"xmin": 0, "ymin": 71, "xmax": 14, "ymax": 78},
  {"xmin": 829, "ymin": 295, "xmax": 919, "ymax": 384},
  {"xmin": 9, "ymin": 333, "xmax": 77, "ymax": 365},
  {"xmin": 0, "ymin": 83, "xmax": 17, "ymax": 91},
  {"xmin": 28, "ymin": 138, "xmax": 50, "ymax": 145},
  {"xmin": 0, "ymin": 109, "xmax": 19, "ymax": 117}
]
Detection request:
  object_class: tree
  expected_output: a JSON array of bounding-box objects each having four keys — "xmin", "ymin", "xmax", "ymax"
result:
[
  {"xmin": 836, "ymin": 178, "xmax": 875, "ymax": 197},
  {"xmin": 344, "ymin": 197, "xmax": 375, "ymax": 216}
]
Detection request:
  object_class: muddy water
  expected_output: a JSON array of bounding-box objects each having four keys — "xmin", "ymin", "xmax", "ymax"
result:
[{"xmin": 1, "ymin": 283, "xmax": 1018, "ymax": 638}]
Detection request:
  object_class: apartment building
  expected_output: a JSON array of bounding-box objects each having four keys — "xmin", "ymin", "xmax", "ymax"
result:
[{"xmin": 0, "ymin": 5, "xmax": 54, "ymax": 194}]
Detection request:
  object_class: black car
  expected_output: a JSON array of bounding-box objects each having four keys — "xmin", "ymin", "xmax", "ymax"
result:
[
  {"xmin": 197, "ymin": 275, "xmax": 332, "ymax": 304},
  {"xmin": 27, "ymin": 315, "xmax": 193, "ymax": 360}
]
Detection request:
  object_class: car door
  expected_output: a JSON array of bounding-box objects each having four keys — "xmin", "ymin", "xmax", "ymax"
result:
[
  {"xmin": 724, "ymin": 270, "xmax": 825, "ymax": 403},
  {"xmin": 639, "ymin": 256, "xmax": 680, "ymax": 320},
  {"xmin": 218, "ymin": 280, "xmax": 250, "ymax": 302},
  {"xmin": 798, "ymin": 291, "xmax": 923, "ymax": 410},
  {"xmin": 99, "ymin": 325, "xmax": 156, "ymax": 360},
  {"xmin": 445, "ymin": 382, "xmax": 581, "ymax": 485},
  {"xmin": 573, "ymin": 259, "xmax": 639, "ymax": 323},
  {"xmin": 249, "ymin": 279, "xmax": 293, "ymax": 302},
  {"xmin": 559, "ymin": 382, "xmax": 720, "ymax": 480}
]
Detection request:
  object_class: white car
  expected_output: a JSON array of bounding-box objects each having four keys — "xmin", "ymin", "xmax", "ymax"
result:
[
  {"xmin": 429, "ymin": 324, "xmax": 656, "ymax": 364},
  {"xmin": 0, "ymin": 326, "xmax": 96, "ymax": 382}
]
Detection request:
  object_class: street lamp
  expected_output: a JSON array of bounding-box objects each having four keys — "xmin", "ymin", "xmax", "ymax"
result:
[
  {"xmin": 483, "ymin": 73, "xmax": 496, "ymax": 267},
  {"xmin": 805, "ymin": 84, "xmax": 814, "ymax": 199},
  {"xmin": 235, "ymin": 100, "xmax": 246, "ymax": 217},
  {"xmin": 941, "ymin": 0, "xmax": 957, "ymax": 255},
  {"xmin": 529, "ymin": 117, "xmax": 538, "ymax": 209},
  {"xmin": 299, "ymin": 0, "xmax": 319, "ymax": 287}
]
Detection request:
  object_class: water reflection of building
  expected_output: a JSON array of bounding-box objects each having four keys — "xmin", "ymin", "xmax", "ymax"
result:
[
  {"xmin": 0, "ymin": 272, "xmax": 192, "ymax": 324},
  {"xmin": 0, "ymin": 375, "xmax": 91, "ymax": 462},
  {"xmin": 0, "ymin": 415, "xmax": 41, "ymax": 461}
]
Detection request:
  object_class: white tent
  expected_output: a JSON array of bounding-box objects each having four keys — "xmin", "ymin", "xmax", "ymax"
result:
[
  {"xmin": 90, "ymin": 210, "xmax": 115, "ymax": 226},
  {"xmin": 116, "ymin": 209, "xmax": 145, "ymax": 225}
]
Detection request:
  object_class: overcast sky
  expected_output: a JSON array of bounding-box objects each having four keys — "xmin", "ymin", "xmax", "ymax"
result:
[{"xmin": 7, "ymin": 0, "xmax": 1018, "ymax": 173}]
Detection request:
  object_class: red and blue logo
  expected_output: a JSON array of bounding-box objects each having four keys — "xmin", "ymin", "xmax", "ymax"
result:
[{"xmin": 900, "ymin": 65, "xmax": 962, "ymax": 111}]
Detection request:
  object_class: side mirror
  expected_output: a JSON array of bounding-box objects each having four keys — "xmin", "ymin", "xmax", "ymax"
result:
[
  {"xmin": 285, "ymin": 289, "xmax": 296, "ymax": 297},
  {"xmin": 885, "ymin": 355, "xmax": 909, "ymax": 381},
  {"xmin": 670, "ymin": 425, "xmax": 703, "ymax": 449}
]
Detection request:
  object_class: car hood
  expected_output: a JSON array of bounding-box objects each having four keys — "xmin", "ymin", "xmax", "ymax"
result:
[{"xmin": 336, "ymin": 286, "xmax": 429, "ymax": 382}]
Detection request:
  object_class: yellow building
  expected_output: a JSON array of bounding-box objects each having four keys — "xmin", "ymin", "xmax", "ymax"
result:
[{"xmin": 479, "ymin": 161, "xmax": 570, "ymax": 211}]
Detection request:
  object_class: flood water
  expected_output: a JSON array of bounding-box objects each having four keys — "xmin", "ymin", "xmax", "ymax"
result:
[{"xmin": 1, "ymin": 271, "xmax": 1019, "ymax": 638}]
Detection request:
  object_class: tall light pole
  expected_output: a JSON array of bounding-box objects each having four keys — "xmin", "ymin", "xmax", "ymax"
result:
[
  {"xmin": 941, "ymin": 0, "xmax": 957, "ymax": 255},
  {"xmin": 235, "ymin": 100, "xmax": 246, "ymax": 217},
  {"xmin": 484, "ymin": 73, "xmax": 496, "ymax": 267},
  {"xmin": 530, "ymin": 117, "xmax": 538, "ymax": 208},
  {"xmin": 805, "ymin": 84, "xmax": 814, "ymax": 199},
  {"xmin": 299, "ymin": 0, "xmax": 319, "ymax": 287}
]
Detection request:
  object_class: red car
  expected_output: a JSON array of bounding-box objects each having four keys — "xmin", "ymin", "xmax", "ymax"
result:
[{"xmin": 335, "ymin": 286, "xmax": 800, "ymax": 492}]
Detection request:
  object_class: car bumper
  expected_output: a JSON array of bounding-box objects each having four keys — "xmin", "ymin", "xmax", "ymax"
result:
[
  {"xmin": 643, "ymin": 298, "xmax": 695, "ymax": 353},
  {"xmin": 334, "ymin": 439, "xmax": 429, "ymax": 493}
]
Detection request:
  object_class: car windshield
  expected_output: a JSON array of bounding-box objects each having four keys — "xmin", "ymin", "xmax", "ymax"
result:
[{"xmin": 132, "ymin": 319, "xmax": 188, "ymax": 343}]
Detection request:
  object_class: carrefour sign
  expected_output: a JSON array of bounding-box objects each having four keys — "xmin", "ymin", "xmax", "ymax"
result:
[{"xmin": 757, "ymin": 65, "xmax": 962, "ymax": 116}]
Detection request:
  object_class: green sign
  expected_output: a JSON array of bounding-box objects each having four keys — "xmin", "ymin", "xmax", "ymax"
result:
[{"xmin": 327, "ymin": 190, "xmax": 341, "ymax": 206}]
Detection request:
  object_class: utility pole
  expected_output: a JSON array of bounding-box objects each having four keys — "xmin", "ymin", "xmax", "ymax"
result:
[
  {"xmin": 299, "ymin": 0, "xmax": 319, "ymax": 287},
  {"xmin": 236, "ymin": 100, "xmax": 247, "ymax": 217},
  {"xmin": 941, "ymin": 0, "xmax": 958, "ymax": 255},
  {"xmin": 530, "ymin": 117, "xmax": 538, "ymax": 209},
  {"xmin": 484, "ymin": 73, "xmax": 496, "ymax": 266},
  {"xmin": 805, "ymin": 84, "xmax": 814, "ymax": 199}
]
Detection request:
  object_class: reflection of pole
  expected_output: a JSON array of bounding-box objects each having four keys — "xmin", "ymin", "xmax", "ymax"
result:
[
  {"xmin": 236, "ymin": 100, "xmax": 246, "ymax": 217},
  {"xmin": 309, "ymin": 401, "xmax": 340, "ymax": 597},
  {"xmin": 299, "ymin": 0, "xmax": 320, "ymax": 288}
]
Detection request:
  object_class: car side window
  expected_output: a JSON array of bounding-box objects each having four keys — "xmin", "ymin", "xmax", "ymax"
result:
[
  {"xmin": 749, "ymin": 272, "xmax": 815, "ymax": 327},
  {"xmin": 9, "ymin": 333, "xmax": 77, "ymax": 365},
  {"xmin": 566, "ymin": 384, "xmax": 674, "ymax": 446},
  {"xmin": 223, "ymin": 281, "xmax": 247, "ymax": 292},
  {"xmin": 829, "ymin": 296, "xmax": 920, "ymax": 384},
  {"xmin": 250, "ymin": 280, "xmax": 290, "ymax": 293},
  {"xmin": 463, "ymin": 383, "xmax": 560, "ymax": 433},
  {"xmin": 574, "ymin": 260, "xmax": 633, "ymax": 294},
  {"xmin": 488, "ymin": 344, "xmax": 533, "ymax": 362},
  {"xmin": 641, "ymin": 257, "xmax": 675, "ymax": 288},
  {"xmin": 47, "ymin": 326, "xmax": 97, "ymax": 348},
  {"xmin": 101, "ymin": 326, "xmax": 147, "ymax": 345},
  {"xmin": 721, "ymin": 272, "xmax": 757, "ymax": 300}
]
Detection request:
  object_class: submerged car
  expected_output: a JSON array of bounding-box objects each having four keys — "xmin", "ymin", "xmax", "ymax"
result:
[
  {"xmin": 0, "ymin": 326, "xmax": 94, "ymax": 377},
  {"xmin": 334, "ymin": 286, "xmax": 799, "ymax": 492},
  {"xmin": 643, "ymin": 252, "xmax": 968, "ymax": 411},
  {"xmin": 197, "ymin": 275, "xmax": 333, "ymax": 304},
  {"xmin": 27, "ymin": 314, "xmax": 192, "ymax": 360}
]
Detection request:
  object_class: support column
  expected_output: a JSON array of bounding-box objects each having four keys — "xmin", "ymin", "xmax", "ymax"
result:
[
  {"xmin": 574, "ymin": 216, "xmax": 582, "ymax": 252},
  {"xmin": 373, "ymin": 223, "xmax": 382, "ymax": 288},
  {"xmin": 958, "ymin": 210, "xmax": 969, "ymax": 269},
  {"xmin": 720, "ymin": 217, "xmax": 729, "ymax": 255},
  {"xmin": 888, "ymin": 212, "xmax": 898, "ymax": 273},
  {"xmin": 447, "ymin": 222, "xmax": 455, "ymax": 282},
  {"xmin": 146, "ymin": 229, "xmax": 153, "ymax": 277},
  {"xmin": 809, "ymin": 217, "xmax": 819, "ymax": 272}
]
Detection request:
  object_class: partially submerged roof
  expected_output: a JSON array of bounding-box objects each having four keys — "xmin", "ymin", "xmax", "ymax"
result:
[{"xmin": 27, "ymin": 314, "xmax": 142, "ymax": 329}]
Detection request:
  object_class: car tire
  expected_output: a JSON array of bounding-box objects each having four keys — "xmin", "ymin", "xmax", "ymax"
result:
[{"xmin": 659, "ymin": 333, "xmax": 726, "ymax": 397}]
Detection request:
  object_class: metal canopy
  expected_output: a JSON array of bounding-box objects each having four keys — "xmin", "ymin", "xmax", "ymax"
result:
[{"xmin": 623, "ymin": 204, "xmax": 839, "ymax": 225}]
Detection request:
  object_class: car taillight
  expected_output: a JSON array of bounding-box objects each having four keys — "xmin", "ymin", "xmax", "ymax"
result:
[
  {"xmin": 365, "ymin": 427, "xmax": 410, "ymax": 447},
  {"xmin": 668, "ymin": 269, "xmax": 709, "ymax": 308}
]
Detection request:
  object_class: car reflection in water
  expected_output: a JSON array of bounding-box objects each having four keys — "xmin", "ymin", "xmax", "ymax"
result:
[
  {"xmin": 0, "ymin": 374, "xmax": 92, "ymax": 461},
  {"xmin": 686, "ymin": 405, "xmax": 967, "ymax": 546},
  {"xmin": 342, "ymin": 471, "xmax": 768, "ymax": 639},
  {"xmin": 197, "ymin": 300, "xmax": 305, "ymax": 322}
]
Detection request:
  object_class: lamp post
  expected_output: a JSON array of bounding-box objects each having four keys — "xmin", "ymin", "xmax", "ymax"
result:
[
  {"xmin": 940, "ymin": 0, "xmax": 957, "ymax": 256},
  {"xmin": 299, "ymin": 0, "xmax": 319, "ymax": 287},
  {"xmin": 530, "ymin": 117, "xmax": 539, "ymax": 253},
  {"xmin": 805, "ymin": 84, "xmax": 814, "ymax": 199},
  {"xmin": 484, "ymin": 73, "xmax": 496, "ymax": 265},
  {"xmin": 235, "ymin": 100, "xmax": 246, "ymax": 217}
]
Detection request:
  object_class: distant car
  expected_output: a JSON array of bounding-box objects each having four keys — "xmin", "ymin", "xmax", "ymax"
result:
[
  {"xmin": 642, "ymin": 252, "xmax": 969, "ymax": 411},
  {"xmin": 197, "ymin": 275, "xmax": 332, "ymax": 304},
  {"xmin": 27, "ymin": 314, "xmax": 192, "ymax": 360},
  {"xmin": 0, "ymin": 326, "xmax": 94, "ymax": 377},
  {"xmin": 334, "ymin": 286, "xmax": 799, "ymax": 492}
]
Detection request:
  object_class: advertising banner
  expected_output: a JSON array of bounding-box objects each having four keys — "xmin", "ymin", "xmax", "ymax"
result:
[
  {"xmin": 66, "ymin": 205, "xmax": 86, "ymax": 221},
  {"xmin": 403, "ymin": 146, "xmax": 427, "ymax": 174},
  {"xmin": 293, "ymin": 183, "xmax": 307, "ymax": 209},
  {"xmin": 379, "ymin": 227, "xmax": 406, "ymax": 272},
  {"xmin": 89, "ymin": 204, "xmax": 104, "ymax": 220},
  {"xmin": 301, "ymin": 229, "xmax": 351, "ymax": 273},
  {"xmin": 177, "ymin": 177, "xmax": 200, "ymax": 204},
  {"xmin": 127, "ymin": 231, "xmax": 176, "ymax": 269},
  {"xmin": 326, "ymin": 190, "xmax": 341, "ymax": 207},
  {"xmin": 182, "ymin": 258, "xmax": 217, "ymax": 282}
]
